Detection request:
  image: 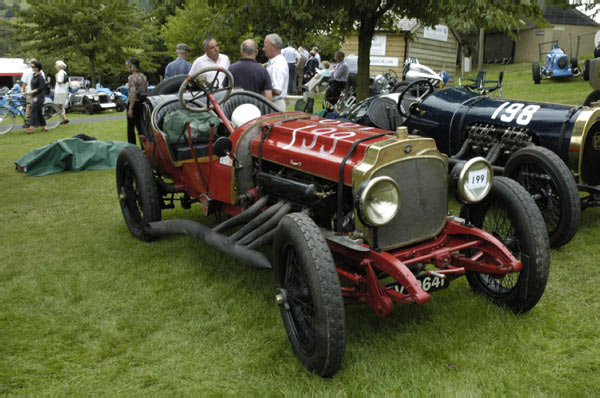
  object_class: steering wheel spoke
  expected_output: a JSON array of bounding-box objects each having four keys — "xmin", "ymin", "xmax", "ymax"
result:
[
  {"xmin": 397, "ymin": 79, "xmax": 434, "ymax": 119},
  {"xmin": 178, "ymin": 66, "xmax": 234, "ymax": 113}
]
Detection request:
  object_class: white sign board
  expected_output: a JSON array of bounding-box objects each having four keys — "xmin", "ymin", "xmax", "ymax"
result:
[
  {"xmin": 370, "ymin": 35, "xmax": 387, "ymax": 56},
  {"xmin": 370, "ymin": 57, "xmax": 399, "ymax": 67},
  {"xmin": 423, "ymin": 25, "xmax": 449, "ymax": 42}
]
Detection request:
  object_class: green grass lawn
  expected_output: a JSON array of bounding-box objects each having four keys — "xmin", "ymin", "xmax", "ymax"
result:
[{"xmin": 1, "ymin": 74, "xmax": 599, "ymax": 394}]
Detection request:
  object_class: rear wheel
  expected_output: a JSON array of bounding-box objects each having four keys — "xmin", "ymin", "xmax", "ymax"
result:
[
  {"xmin": 584, "ymin": 59, "xmax": 590, "ymax": 81},
  {"xmin": 460, "ymin": 177, "xmax": 550, "ymax": 313},
  {"xmin": 0, "ymin": 107, "xmax": 15, "ymax": 134},
  {"xmin": 42, "ymin": 103, "xmax": 62, "ymax": 130},
  {"xmin": 571, "ymin": 57, "xmax": 580, "ymax": 76},
  {"xmin": 504, "ymin": 146, "xmax": 580, "ymax": 248},
  {"xmin": 532, "ymin": 62, "xmax": 541, "ymax": 84},
  {"xmin": 116, "ymin": 146, "xmax": 161, "ymax": 241},
  {"xmin": 274, "ymin": 212, "xmax": 346, "ymax": 377}
]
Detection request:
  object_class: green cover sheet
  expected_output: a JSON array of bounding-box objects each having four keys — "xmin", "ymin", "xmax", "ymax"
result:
[{"xmin": 15, "ymin": 138, "xmax": 132, "ymax": 177}]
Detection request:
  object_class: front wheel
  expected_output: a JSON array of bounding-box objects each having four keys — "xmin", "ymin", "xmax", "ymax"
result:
[
  {"xmin": 83, "ymin": 98, "xmax": 94, "ymax": 114},
  {"xmin": 504, "ymin": 146, "xmax": 581, "ymax": 248},
  {"xmin": 116, "ymin": 146, "xmax": 162, "ymax": 241},
  {"xmin": 0, "ymin": 107, "xmax": 15, "ymax": 135},
  {"xmin": 42, "ymin": 103, "xmax": 62, "ymax": 130},
  {"xmin": 274, "ymin": 212, "xmax": 346, "ymax": 377},
  {"xmin": 460, "ymin": 177, "xmax": 550, "ymax": 314}
]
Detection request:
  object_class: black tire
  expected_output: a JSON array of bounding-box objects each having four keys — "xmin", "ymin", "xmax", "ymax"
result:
[
  {"xmin": 532, "ymin": 62, "xmax": 541, "ymax": 84},
  {"xmin": 116, "ymin": 146, "xmax": 161, "ymax": 241},
  {"xmin": 115, "ymin": 96, "xmax": 125, "ymax": 112},
  {"xmin": 504, "ymin": 146, "xmax": 581, "ymax": 248},
  {"xmin": 151, "ymin": 75, "xmax": 187, "ymax": 96},
  {"xmin": 583, "ymin": 89, "xmax": 600, "ymax": 107},
  {"xmin": 584, "ymin": 59, "xmax": 590, "ymax": 81},
  {"xmin": 570, "ymin": 57, "xmax": 580, "ymax": 76},
  {"xmin": 460, "ymin": 177, "xmax": 550, "ymax": 314},
  {"xmin": 83, "ymin": 98, "xmax": 94, "ymax": 114},
  {"xmin": 42, "ymin": 103, "xmax": 62, "ymax": 130},
  {"xmin": 273, "ymin": 212, "xmax": 346, "ymax": 377}
]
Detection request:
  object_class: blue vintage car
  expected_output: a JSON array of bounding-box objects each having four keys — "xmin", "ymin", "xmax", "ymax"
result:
[{"xmin": 532, "ymin": 41, "xmax": 580, "ymax": 83}]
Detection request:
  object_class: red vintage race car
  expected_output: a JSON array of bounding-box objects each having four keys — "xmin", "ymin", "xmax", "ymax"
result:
[{"xmin": 115, "ymin": 67, "xmax": 550, "ymax": 377}]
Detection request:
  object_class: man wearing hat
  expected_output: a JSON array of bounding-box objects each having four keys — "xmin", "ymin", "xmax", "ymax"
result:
[{"xmin": 164, "ymin": 43, "xmax": 192, "ymax": 80}]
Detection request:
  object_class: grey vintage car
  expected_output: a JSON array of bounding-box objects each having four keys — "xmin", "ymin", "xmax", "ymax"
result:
[{"xmin": 65, "ymin": 77, "xmax": 119, "ymax": 114}]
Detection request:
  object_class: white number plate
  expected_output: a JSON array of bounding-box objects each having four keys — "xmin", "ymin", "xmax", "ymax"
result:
[
  {"xmin": 467, "ymin": 169, "xmax": 488, "ymax": 189},
  {"xmin": 394, "ymin": 274, "xmax": 448, "ymax": 294}
]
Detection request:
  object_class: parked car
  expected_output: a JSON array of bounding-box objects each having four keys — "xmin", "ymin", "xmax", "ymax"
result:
[
  {"xmin": 95, "ymin": 84, "xmax": 126, "ymax": 112},
  {"xmin": 65, "ymin": 76, "xmax": 118, "ymax": 114},
  {"xmin": 351, "ymin": 78, "xmax": 599, "ymax": 248},
  {"xmin": 114, "ymin": 68, "xmax": 550, "ymax": 376},
  {"xmin": 532, "ymin": 41, "xmax": 580, "ymax": 84}
]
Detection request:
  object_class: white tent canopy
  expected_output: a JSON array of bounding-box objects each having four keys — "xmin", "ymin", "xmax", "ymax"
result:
[{"xmin": 0, "ymin": 58, "xmax": 28, "ymax": 76}]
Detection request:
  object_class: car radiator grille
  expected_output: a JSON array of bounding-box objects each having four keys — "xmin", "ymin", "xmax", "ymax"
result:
[
  {"xmin": 373, "ymin": 157, "xmax": 448, "ymax": 250},
  {"xmin": 99, "ymin": 96, "xmax": 110, "ymax": 104}
]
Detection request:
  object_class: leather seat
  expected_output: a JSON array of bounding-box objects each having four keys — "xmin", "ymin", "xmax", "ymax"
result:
[{"xmin": 151, "ymin": 91, "xmax": 279, "ymax": 162}]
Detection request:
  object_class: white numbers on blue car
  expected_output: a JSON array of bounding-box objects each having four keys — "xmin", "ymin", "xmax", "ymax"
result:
[{"xmin": 491, "ymin": 102, "xmax": 540, "ymax": 126}]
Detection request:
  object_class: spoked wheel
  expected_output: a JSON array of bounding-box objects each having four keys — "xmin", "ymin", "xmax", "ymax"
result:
[
  {"xmin": 274, "ymin": 212, "xmax": 346, "ymax": 377},
  {"xmin": 83, "ymin": 98, "xmax": 94, "ymax": 114},
  {"xmin": 42, "ymin": 103, "xmax": 62, "ymax": 129},
  {"xmin": 396, "ymin": 79, "xmax": 434, "ymax": 119},
  {"xmin": 583, "ymin": 89, "xmax": 600, "ymax": 107},
  {"xmin": 460, "ymin": 177, "xmax": 550, "ymax": 314},
  {"xmin": 115, "ymin": 96, "xmax": 125, "ymax": 112},
  {"xmin": 116, "ymin": 146, "xmax": 161, "ymax": 241},
  {"xmin": 504, "ymin": 146, "xmax": 580, "ymax": 248},
  {"xmin": 178, "ymin": 66, "xmax": 234, "ymax": 112},
  {"xmin": 0, "ymin": 107, "xmax": 15, "ymax": 135}
]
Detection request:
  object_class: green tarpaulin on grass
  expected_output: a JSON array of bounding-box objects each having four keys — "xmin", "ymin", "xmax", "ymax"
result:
[{"xmin": 15, "ymin": 137, "xmax": 132, "ymax": 177}]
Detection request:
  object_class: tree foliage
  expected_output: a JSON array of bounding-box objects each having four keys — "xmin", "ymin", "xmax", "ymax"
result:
[{"xmin": 12, "ymin": 1, "xmax": 152, "ymax": 87}]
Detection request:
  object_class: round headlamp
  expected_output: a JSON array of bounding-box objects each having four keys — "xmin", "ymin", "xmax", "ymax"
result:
[
  {"xmin": 354, "ymin": 176, "xmax": 401, "ymax": 227},
  {"xmin": 454, "ymin": 157, "xmax": 493, "ymax": 203}
]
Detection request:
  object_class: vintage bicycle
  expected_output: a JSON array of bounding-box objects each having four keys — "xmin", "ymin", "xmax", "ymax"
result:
[{"xmin": 0, "ymin": 91, "xmax": 61, "ymax": 135}]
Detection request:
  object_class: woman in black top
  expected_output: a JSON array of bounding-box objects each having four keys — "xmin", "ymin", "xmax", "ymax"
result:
[{"xmin": 26, "ymin": 60, "xmax": 48, "ymax": 134}]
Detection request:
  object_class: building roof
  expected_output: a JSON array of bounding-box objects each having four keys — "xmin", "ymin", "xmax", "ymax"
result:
[
  {"xmin": 544, "ymin": 5, "xmax": 598, "ymax": 27},
  {"xmin": 0, "ymin": 58, "xmax": 28, "ymax": 76}
]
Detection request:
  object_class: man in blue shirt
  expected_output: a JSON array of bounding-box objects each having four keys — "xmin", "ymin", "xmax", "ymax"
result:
[
  {"xmin": 225, "ymin": 39, "xmax": 273, "ymax": 100},
  {"xmin": 164, "ymin": 43, "xmax": 192, "ymax": 80}
]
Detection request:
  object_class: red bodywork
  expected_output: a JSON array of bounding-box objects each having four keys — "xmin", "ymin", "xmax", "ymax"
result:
[{"xmin": 142, "ymin": 91, "xmax": 523, "ymax": 317}]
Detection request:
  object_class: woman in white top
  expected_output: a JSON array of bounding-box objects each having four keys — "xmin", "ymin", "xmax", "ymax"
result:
[{"xmin": 54, "ymin": 60, "xmax": 69, "ymax": 124}]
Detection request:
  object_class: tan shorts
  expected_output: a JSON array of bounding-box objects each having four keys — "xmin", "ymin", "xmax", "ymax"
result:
[{"xmin": 54, "ymin": 93, "xmax": 68, "ymax": 106}]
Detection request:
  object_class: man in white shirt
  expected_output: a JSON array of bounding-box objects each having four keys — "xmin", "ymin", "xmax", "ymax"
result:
[
  {"xmin": 264, "ymin": 33, "xmax": 288, "ymax": 112},
  {"xmin": 189, "ymin": 37, "xmax": 230, "ymax": 88},
  {"xmin": 312, "ymin": 47, "xmax": 322, "ymax": 68},
  {"xmin": 281, "ymin": 44, "xmax": 300, "ymax": 94},
  {"xmin": 345, "ymin": 53, "xmax": 358, "ymax": 96}
]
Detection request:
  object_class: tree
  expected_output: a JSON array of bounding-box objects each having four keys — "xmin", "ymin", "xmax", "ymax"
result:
[
  {"xmin": 161, "ymin": 0, "xmax": 339, "ymax": 65},
  {"xmin": 324, "ymin": 0, "xmax": 577, "ymax": 100},
  {"xmin": 13, "ymin": 1, "xmax": 153, "ymax": 86}
]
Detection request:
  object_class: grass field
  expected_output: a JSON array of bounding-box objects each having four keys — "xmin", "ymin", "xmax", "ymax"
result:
[{"xmin": 1, "ymin": 71, "xmax": 599, "ymax": 394}]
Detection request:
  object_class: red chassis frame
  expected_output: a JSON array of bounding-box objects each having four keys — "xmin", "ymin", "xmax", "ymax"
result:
[
  {"xmin": 329, "ymin": 220, "xmax": 521, "ymax": 319},
  {"xmin": 140, "ymin": 81, "xmax": 523, "ymax": 319}
]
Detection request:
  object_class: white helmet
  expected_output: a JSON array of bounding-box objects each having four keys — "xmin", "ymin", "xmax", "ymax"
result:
[{"xmin": 231, "ymin": 103, "xmax": 261, "ymax": 128}]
